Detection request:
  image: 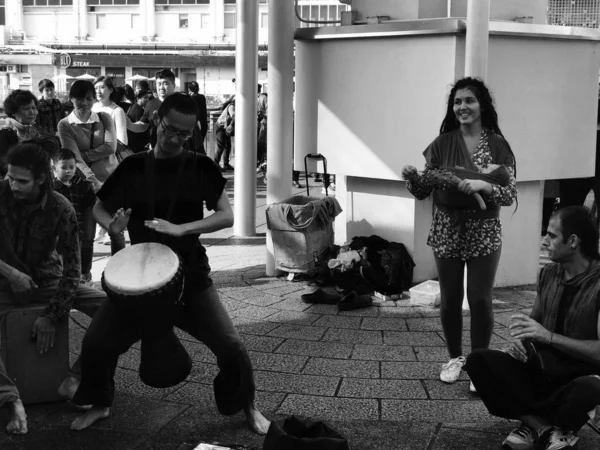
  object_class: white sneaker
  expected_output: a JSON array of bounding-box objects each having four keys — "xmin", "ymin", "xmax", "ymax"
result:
[
  {"xmin": 469, "ymin": 380, "xmax": 477, "ymax": 393},
  {"xmin": 542, "ymin": 427, "xmax": 578, "ymax": 450},
  {"xmin": 101, "ymin": 234, "xmax": 111, "ymax": 245},
  {"xmin": 440, "ymin": 356, "xmax": 466, "ymax": 383},
  {"xmin": 502, "ymin": 423, "xmax": 536, "ymax": 450}
]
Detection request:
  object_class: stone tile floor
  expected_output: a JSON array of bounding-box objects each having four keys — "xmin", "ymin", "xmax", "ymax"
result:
[{"xmin": 1, "ymin": 174, "xmax": 599, "ymax": 449}]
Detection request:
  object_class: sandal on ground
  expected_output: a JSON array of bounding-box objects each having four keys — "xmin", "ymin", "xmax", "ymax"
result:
[
  {"xmin": 300, "ymin": 288, "xmax": 340, "ymax": 305},
  {"xmin": 338, "ymin": 291, "xmax": 373, "ymax": 311}
]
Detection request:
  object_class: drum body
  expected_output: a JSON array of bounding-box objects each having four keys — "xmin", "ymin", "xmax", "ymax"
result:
[{"xmin": 101, "ymin": 242, "xmax": 185, "ymax": 338}]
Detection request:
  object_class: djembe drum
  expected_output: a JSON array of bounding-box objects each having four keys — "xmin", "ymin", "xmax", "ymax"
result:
[{"xmin": 101, "ymin": 243, "xmax": 192, "ymax": 388}]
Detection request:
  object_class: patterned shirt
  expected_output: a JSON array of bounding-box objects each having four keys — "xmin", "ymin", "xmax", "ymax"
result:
[
  {"xmin": 0, "ymin": 180, "xmax": 81, "ymax": 323},
  {"xmin": 36, "ymin": 97, "xmax": 65, "ymax": 137},
  {"xmin": 407, "ymin": 130, "xmax": 517, "ymax": 261},
  {"xmin": 51, "ymin": 171, "xmax": 96, "ymax": 239}
]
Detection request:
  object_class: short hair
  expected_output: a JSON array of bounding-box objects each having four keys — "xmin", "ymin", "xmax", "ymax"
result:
[
  {"xmin": 157, "ymin": 92, "xmax": 197, "ymax": 120},
  {"xmin": 3, "ymin": 90, "xmax": 38, "ymax": 118},
  {"xmin": 54, "ymin": 148, "xmax": 77, "ymax": 163},
  {"xmin": 38, "ymin": 79, "xmax": 55, "ymax": 92},
  {"xmin": 188, "ymin": 81, "xmax": 199, "ymax": 93},
  {"xmin": 136, "ymin": 90, "xmax": 152, "ymax": 101},
  {"xmin": 7, "ymin": 140, "xmax": 53, "ymax": 184},
  {"xmin": 93, "ymin": 76, "xmax": 118, "ymax": 102},
  {"xmin": 257, "ymin": 83, "xmax": 262, "ymax": 93},
  {"xmin": 552, "ymin": 206, "xmax": 600, "ymax": 260},
  {"xmin": 69, "ymin": 80, "xmax": 95, "ymax": 100},
  {"xmin": 123, "ymin": 84, "xmax": 135, "ymax": 102},
  {"xmin": 155, "ymin": 69, "xmax": 176, "ymax": 83},
  {"xmin": 135, "ymin": 80, "xmax": 149, "ymax": 91}
]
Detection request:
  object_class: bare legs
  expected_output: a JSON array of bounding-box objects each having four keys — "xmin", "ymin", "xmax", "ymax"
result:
[
  {"xmin": 6, "ymin": 399, "xmax": 27, "ymax": 435},
  {"xmin": 243, "ymin": 401, "xmax": 270, "ymax": 435}
]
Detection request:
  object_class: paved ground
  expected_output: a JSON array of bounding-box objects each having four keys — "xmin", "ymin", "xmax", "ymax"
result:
[{"xmin": 1, "ymin": 173, "xmax": 599, "ymax": 450}]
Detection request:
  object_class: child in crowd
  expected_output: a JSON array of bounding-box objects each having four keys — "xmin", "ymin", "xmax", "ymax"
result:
[
  {"xmin": 36, "ymin": 79, "xmax": 65, "ymax": 137},
  {"xmin": 51, "ymin": 148, "xmax": 97, "ymax": 286}
]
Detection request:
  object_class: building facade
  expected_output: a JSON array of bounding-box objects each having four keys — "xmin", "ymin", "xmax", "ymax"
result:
[{"xmin": 0, "ymin": 0, "xmax": 348, "ymax": 99}]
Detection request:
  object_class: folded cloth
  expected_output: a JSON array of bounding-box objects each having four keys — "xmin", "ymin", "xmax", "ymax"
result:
[
  {"xmin": 338, "ymin": 291, "xmax": 373, "ymax": 311},
  {"xmin": 301, "ymin": 288, "xmax": 341, "ymax": 305}
]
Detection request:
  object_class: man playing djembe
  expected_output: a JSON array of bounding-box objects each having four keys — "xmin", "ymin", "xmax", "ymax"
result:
[{"xmin": 64, "ymin": 93, "xmax": 270, "ymax": 434}]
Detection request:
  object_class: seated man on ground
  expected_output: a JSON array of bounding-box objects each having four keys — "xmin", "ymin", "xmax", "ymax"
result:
[
  {"xmin": 466, "ymin": 206, "xmax": 600, "ymax": 450},
  {"xmin": 0, "ymin": 141, "xmax": 106, "ymax": 435},
  {"xmin": 66, "ymin": 93, "xmax": 270, "ymax": 435}
]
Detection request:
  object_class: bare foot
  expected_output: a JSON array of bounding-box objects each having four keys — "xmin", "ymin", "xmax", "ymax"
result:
[
  {"xmin": 6, "ymin": 399, "xmax": 28, "ymax": 435},
  {"xmin": 70, "ymin": 406, "xmax": 110, "ymax": 431},
  {"xmin": 244, "ymin": 404, "xmax": 270, "ymax": 435},
  {"xmin": 57, "ymin": 375, "xmax": 80, "ymax": 400}
]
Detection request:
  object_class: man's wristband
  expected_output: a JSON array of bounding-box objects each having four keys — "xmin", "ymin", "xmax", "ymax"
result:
[{"xmin": 548, "ymin": 332, "xmax": 554, "ymax": 347}]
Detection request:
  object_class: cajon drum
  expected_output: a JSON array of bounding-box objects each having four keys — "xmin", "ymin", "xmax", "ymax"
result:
[{"xmin": 0, "ymin": 304, "xmax": 69, "ymax": 404}]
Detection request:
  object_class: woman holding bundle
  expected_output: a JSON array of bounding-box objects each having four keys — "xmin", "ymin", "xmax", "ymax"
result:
[{"xmin": 402, "ymin": 77, "xmax": 517, "ymax": 391}]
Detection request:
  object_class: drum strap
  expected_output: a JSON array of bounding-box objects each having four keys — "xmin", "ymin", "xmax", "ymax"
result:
[{"xmin": 145, "ymin": 149, "xmax": 188, "ymax": 244}]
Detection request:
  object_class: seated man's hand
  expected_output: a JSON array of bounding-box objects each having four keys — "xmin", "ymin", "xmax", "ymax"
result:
[
  {"xmin": 8, "ymin": 270, "xmax": 37, "ymax": 303},
  {"xmin": 502, "ymin": 339, "xmax": 529, "ymax": 363},
  {"xmin": 509, "ymin": 313, "xmax": 553, "ymax": 345},
  {"xmin": 31, "ymin": 317, "xmax": 56, "ymax": 354}
]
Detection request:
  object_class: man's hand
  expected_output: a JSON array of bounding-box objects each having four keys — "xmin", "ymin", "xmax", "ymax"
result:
[
  {"xmin": 509, "ymin": 314, "xmax": 553, "ymax": 345},
  {"xmin": 31, "ymin": 317, "xmax": 56, "ymax": 354},
  {"xmin": 502, "ymin": 339, "xmax": 529, "ymax": 363},
  {"xmin": 401, "ymin": 165, "xmax": 419, "ymax": 183},
  {"xmin": 108, "ymin": 208, "xmax": 132, "ymax": 236},
  {"xmin": 8, "ymin": 270, "xmax": 37, "ymax": 304},
  {"xmin": 144, "ymin": 218, "xmax": 184, "ymax": 237}
]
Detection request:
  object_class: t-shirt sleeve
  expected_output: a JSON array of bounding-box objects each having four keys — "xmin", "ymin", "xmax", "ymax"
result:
[
  {"xmin": 200, "ymin": 156, "xmax": 227, "ymax": 211},
  {"xmin": 96, "ymin": 157, "xmax": 132, "ymax": 213}
]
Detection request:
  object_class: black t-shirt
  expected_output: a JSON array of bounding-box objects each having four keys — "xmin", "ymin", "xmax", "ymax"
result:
[{"xmin": 97, "ymin": 150, "xmax": 227, "ymax": 286}]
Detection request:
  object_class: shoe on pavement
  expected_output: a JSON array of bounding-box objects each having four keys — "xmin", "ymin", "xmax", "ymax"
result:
[
  {"xmin": 469, "ymin": 380, "xmax": 477, "ymax": 393},
  {"xmin": 501, "ymin": 423, "xmax": 536, "ymax": 450},
  {"xmin": 440, "ymin": 356, "xmax": 466, "ymax": 383},
  {"xmin": 292, "ymin": 181, "xmax": 304, "ymax": 188},
  {"xmin": 223, "ymin": 163, "xmax": 234, "ymax": 171},
  {"xmin": 539, "ymin": 427, "xmax": 578, "ymax": 450},
  {"xmin": 101, "ymin": 234, "xmax": 111, "ymax": 245}
]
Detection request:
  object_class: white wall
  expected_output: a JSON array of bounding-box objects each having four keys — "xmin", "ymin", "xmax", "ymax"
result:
[
  {"xmin": 450, "ymin": 0, "xmax": 548, "ymax": 24},
  {"xmin": 352, "ymin": 0, "xmax": 419, "ymax": 20},
  {"xmin": 23, "ymin": 12, "xmax": 76, "ymax": 41},
  {"xmin": 88, "ymin": 13, "xmax": 141, "ymax": 41}
]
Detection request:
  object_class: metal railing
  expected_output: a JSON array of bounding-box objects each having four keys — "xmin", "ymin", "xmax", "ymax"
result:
[{"xmin": 547, "ymin": 0, "xmax": 600, "ymax": 28}]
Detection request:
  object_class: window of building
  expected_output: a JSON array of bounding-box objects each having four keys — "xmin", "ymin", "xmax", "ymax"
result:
[
  {"xmin": 547, "ymin": 0, "xmax": 600, "ymax": 28},
  {"xmin": 224, "ymin": 0, "xmax": 236, "ymax": 4},
  {"xmin": 224, "ymin": 5, "xmax": 236, "ymax": 29},
  {"xmin": 156, "ymin": 0, "xmax": 209, "ymax": 4},
  {"xmin": 131, "ymin": 13, "xmax": 140, "ymax": 29},
  {"xmin": 24, "ymin": 0, "xmax": 74, "ymax": 5},
  {"xmin": 0, "ymin": 0, "xmax": 4, "ymax": 26},
  {"xmin": 97, "ymin": 14, "xmax": 107, "ymax": 29},
  {"xmin": 179, "ymin": 14, "xmax": 189, "ymax": 29},
  {"xmin": 261, "ymin": 13, "xmax": 268, "ymax": 29},
  {"xmin": 200, "ymin": 13, "xmax": 210, "ymax": 29},
  {"xmin": 87, "ymin": 0, "xmax": 139, "ymax": 5}
]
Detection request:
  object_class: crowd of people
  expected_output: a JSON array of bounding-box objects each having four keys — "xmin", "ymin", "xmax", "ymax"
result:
[{"xmin": 0, "ymin": 73, "xmax": 599, "ymax": 450}]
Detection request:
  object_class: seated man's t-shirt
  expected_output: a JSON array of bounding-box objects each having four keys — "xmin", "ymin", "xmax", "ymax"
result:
[{"xmin": 96, "ymin": 150, "xmax": 227, "ymax": 289}]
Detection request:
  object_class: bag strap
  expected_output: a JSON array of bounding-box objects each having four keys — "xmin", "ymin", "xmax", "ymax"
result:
[{"xmin": 89, "ymin": 112, "xmax": 100, "ymax": 150}]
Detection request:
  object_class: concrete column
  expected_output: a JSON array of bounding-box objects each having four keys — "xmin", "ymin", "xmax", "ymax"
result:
[
  {"xmin": 232, "ymin": 0, "xmax": 258, "ymax": 237},
  {"xmin": 146, "ymin": 0, "xmax": 156, "ymax": 39},
  {"xmin": 464, "ymin": 0, "xmax": 490, "ymax": 80},
  {"xmin": 78, "ymin": 0, "xmax": 88, "ymax": 39},
  {"xmin": 213, "ymin": 0, "xmax": 225, "ymax": 42},
  {"xmin": 6, "ymin": 0, "xmax": 24, "ymax": 37},
  {"xmin": 265, "ymin": 0, "xmax": 294, "ymax": 275}
]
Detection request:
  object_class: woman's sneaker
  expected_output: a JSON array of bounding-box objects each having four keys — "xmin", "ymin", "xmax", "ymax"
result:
[
  {"xmin": 440, "ymin": 356, "xmax": 466, "ymax": 383},
  {"xmin": 502, "ymin": 424, "xmax": 536, "ymax": 450},
  {"xmin": 539, "ymin": 427, "xmax": 578, "ymax": 450}
]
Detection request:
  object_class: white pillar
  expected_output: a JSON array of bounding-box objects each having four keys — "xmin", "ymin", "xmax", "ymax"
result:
[
  {"xmin": 265, "ymin": 0, "xmax": 294, "ymax": 276},
  {"xmin": 6, "ymin": 0, "xmax": 24, "ymax": 37},
  {"xmin": 213, "ymin": 0, "xmax": 225, "ymax": 42},
  {"xmin": 78, "ymin": 0, "xmax": 88, "ymax": 39},
  {"xmin": 465, "ymin": 0, "xmax": 490, "ymax": 80},
  {"xmin": 233, "ymin": 0, "xmax": 258, "ymax": 237},
  {"xmin": 146, "ymin": 0, "xmax": 156, "ymax": 39}
]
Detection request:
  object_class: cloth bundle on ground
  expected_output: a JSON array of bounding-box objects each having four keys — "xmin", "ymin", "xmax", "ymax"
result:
[
  {"xmin": 262, "ymin": 415, "xmax": 349, "ymax": 450},
  {"xmin": 331, "ymin": 235, "xmax": 415, "ymax": 295}
]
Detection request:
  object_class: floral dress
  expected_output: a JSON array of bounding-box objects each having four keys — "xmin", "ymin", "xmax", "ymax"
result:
[{"xmin": 407, "ymin": 129, "xmax": 517, "ymax": 261}]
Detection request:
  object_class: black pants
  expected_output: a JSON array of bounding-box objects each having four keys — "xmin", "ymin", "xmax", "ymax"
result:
[
  {"xmin": 73, "ymin": 283, "xmax": 256, "ymax": 414},
  {"xmin": 214, "ymin": 125, "xmax": 232, "ymax": 166},
  {"xmin": 466, "ymin": 349, "xmax": 600, "ymax": 431}
]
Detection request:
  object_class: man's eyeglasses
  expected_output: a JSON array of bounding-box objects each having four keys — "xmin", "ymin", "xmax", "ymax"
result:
[{"xmin": 160, "ymin": 119, "xmax": 193, "ymax": 141}]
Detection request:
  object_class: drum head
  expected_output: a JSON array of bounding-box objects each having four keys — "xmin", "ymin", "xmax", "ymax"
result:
[{"xmin": 103, "ymin": 243, "xmax": 179, "ymax": 295}]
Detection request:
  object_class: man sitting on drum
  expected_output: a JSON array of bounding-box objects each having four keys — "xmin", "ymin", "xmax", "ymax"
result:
[
  {"xmin": 64, "ymin": 93, "xmax": 271, "ymax": 435},
  {"xmin": 0, "ymin": 140, "xmax": 107, "ymax": 435}
]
